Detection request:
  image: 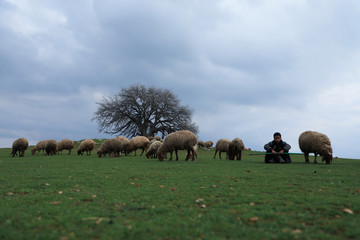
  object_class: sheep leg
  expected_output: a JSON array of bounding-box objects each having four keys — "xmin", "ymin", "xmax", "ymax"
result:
[
  {"xmin": 219, "ymin": 151, "xmax": 222, "ymax": 159},
  {"xmin": 314, "ymin": 153, "xmax": 318, "ymax": 164},
  {"xmin": 191, "ymin": 149, "xmax": 195, "ymax": 161},
  {"xmin": 175, "ymin": 149, "xmax": 179, "ymax": 161},
  {"xmin": 169, "ymin": 151, "xmax": 173, "ymax": 161},
  {"xmin": 140, "ymin": 148, "xmax": 145, "ymax": 156},
  {"xmin": 304, "ymin": 153, "xmax": 309, "ymax": 163},
  {"xmin": 238, "ymin": 151, "xmax": 242, "ymax": 161},
  {"xmin": 213, "ymin": 150, "xmax": 218, "ymax": 159}
]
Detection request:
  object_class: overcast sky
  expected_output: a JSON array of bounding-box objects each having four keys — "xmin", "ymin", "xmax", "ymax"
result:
[{"xmin": 1, "ymin": 0, "xmax": 360, "ymax": 159}]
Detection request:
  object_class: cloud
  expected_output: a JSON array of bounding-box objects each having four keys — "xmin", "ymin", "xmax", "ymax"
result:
[{"xmin": 1, "ymin": 0, "xmax": 360, "ymax": 159}]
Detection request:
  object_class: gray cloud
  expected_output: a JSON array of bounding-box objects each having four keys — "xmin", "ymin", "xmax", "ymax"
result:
[{"xmin": 1, "ymin": 0, "xmax": 360, "ymax": 159}]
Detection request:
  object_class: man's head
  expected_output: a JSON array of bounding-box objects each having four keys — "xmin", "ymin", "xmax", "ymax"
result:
[{"xmin": 273, "ymin": 132, "xmax": 282, "ymax": 143}]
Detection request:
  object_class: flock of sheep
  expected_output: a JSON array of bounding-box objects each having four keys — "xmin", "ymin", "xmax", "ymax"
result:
[{"xmin": 9, "ymin": 130, "xmax": 333, "ymax": 164}]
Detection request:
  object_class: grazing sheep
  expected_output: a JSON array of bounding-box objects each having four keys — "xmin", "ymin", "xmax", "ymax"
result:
[
  {"xmin": 213, "ymin": 139, "xmax": 232, "ymax": 159},
  {"xmin": 146, "ymin": 140, "xmax": 162, "ymax": 159},
  {"xmin": 205, "ymin": 140, "xmax": 214, "ymax": 149},
  {"xmin": 31, "ymin": 140, "xmax": 48, "ymax": 155},
  {"xmin": 148, "ymin": 136, "xmax": 163, "ymax": 142},
  {"xmin": 156, "ymin": 130, "xmax": 198, "ymax": 161},
  {"xmin": 45, "ymin": 140, "xmax": 57, "ymax": 156},
  {"xmin": 97, "ymin": 138, "xmax": 123, "ymax": 158},
  {"xmin": 197, "ymin": 140, "xmax": 206, "ymax": 149},
  {"xmin": 126, "ymin": 136, "xmax": 150, "ymax": 156},
  {"xmin": 116, "ymin": 136, "xmax": 130, "ymax": 155},
  {"xmin": 228, "ymin": 138, "xmax": 245, "ymax": 160},
  {"xmin": 77, "ymin": 139, "xmax": 95, "ymax": 156},
  {"xmin": 298, "ymin": 131, "xmax": 333, "ymax": 164},
  {"xmin": 11, "ymin": 138, "xmax": 29, "ymax": 157},
  {"xmin": 56, "ymin": 139, "xmax": 74, "ymax": 155}
]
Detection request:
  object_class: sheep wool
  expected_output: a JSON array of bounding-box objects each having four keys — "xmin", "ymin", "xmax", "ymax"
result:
[
  {"xmin": 298, "ymin": 131, "xmax": 333, "ymax": 164},
  {"xmin": 97, "ymin": 138, "xmax": 123, "ymax": 158},
  {"xmin": 197, "ymin": 140, "xmax": 206, "ymax": 148},
  {"xmin": 213, "ymin": 139, "xmax": 232, "ymax": 159},
  {"xmin": 156, "ymin": 130, "xmax": 198, "ymax": 161},
  {"xmin": 126, "ymin": 136, "xmax": 150, "ymax": 156},
  {"xmin": 45, "ymin": 140, "xmax": 57, "ymax": 156},
  {"xmin": 56, "ymin": 139, "xmax": 74, "ymax": 155},
  {"xmin": 205, "ymin": 141, "xmax": 214, "ymax": 149},
  {"xmin": 146, "ymin": 140, "xmax": 162, "ymax": 159},
  {"xmin": 11, "ymin": 138, "xmax": 29, "ymax": 157},
  {"xmin": 31, "ymin": 140, "xmax": 49, "ymax": 155},
  {"xmin": 228, "ymin": 138, "xmax": 245, "ymax": 161},
  {"xmin": 77, "ymin": 139, "xmax": 95, "ymax": 156}
]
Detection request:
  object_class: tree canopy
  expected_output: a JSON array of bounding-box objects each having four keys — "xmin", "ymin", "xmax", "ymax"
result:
[{"xmin": 92, "ymin": 84, "xmax": 198, "ymax": 138}]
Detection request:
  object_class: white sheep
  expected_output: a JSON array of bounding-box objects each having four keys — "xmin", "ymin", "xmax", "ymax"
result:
[
  {"xmin": 205, "ymin": 140, "xmax": 214, "ymax": 149},
  {"xmin": 126, "ymin": 136, "xmax": 150, "ymax": 156},
  {"xmin": 298, "ymin": 131, "xmax": 333, "ymax": 164},
  {"xmin": 213, "ymin": 139, "xmax": 231, "ymax": 159},
  {"xmin": 31, "ymin": 140, "xmax": 48, "ymax": 155},
  {"xmin": 197, "ymin": 140, "xmax": 206, "ymax": 149},
  {"xmin": 146, "ymin": 140, "xmax": 162, "ymax": 159},
  {"xmin": 156, "ymin": 130, "xmax": 198, "ymax": 161},
  {"xmin": 77, "ymin": 139, "xmax": 95, "ymax": 156},
  {"xmin": 56, "ymin": 139, "xmax": 74, "ymax": 155},
  {"xmin": 97, "ymin": 138, "xmax": 124, "ymax": 158}
]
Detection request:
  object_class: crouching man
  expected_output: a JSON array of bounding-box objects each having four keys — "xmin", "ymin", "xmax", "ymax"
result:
[{"xmin": 264, "ymin": 132, "xmax": 291, "ymax": 163}]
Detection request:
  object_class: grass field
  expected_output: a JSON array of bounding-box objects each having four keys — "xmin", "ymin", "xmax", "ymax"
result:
[{"xmin": 0, "ymin": 143, "xmax": 359, "ymax": 240}]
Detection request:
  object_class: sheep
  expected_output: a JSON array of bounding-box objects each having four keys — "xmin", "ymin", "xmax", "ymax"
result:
[
  {"xmin": 10, "ymin": 138, "xmax": 29, "ymax": 157},
  {"xmin": 146, "ymin": 140, "xmax": 162, "ymax": 159},
  {"xmin": 298, "ymin": 131, "xmax": 333, "ymax": 164},
  {"xmin": 97, "ymin": 138, "xmax": 123, "ymax": 158},
  {"xmin": 56, "ymin": 139, "xmax": 74, "ymax": 155},
  {"xmin": 228, "ymin": 138, "xmax": 245, "ymax": 160},
  {"xmin": 126, "ymin": 136, "xmax": 150, "ymax": 156},
  {"xmin": 116, "ymin": 136, "xmax": 130, "ymax": 155},
  {"xmin": 156, "ymin": 130, "xmax": 198, "ymax": 161},
  {"xmin": 213, "ymin": 139, "xmax": 232, "ymax": 159},
  {"xmin": 197, "ymin": 140, "xmax": 206, "ymax": 149},
  {"xmin": 205, "ymin": 140, "xmax": 214, "ymax": 149},
  {"xmin": 148, "ymin": 136, "xmax": 163, "ymax": 142},
  {"xmin": 77, "ymin": 139, "xmax": 95, "ymax": 156},
  {"xmin": 31, "ymin": 140, "xmax": 48, "ymax": 155},
  {"xmin": 45, "ymin": 140, "xmax": 57, "ymax": 156}
]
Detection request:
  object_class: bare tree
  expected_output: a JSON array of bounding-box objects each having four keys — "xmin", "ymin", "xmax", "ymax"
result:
[{"xmin": 92, "ymin": 84, "xmax": 198, "ymax": 138}]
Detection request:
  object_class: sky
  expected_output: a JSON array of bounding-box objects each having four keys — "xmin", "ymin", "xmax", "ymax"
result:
[{"xmin": 1, "ymin": 0, "xmax": 360, "ymax": 159}]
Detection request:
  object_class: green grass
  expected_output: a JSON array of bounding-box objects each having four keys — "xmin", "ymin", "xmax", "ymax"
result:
[{"xmin": 0, "ymin": 144, "xmax": 359, "ymax": 240}]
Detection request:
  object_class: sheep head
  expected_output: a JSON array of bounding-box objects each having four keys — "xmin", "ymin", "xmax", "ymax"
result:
[{"xmin": 321, "ymin": 145, "xmax": 333, "ymax": 164}]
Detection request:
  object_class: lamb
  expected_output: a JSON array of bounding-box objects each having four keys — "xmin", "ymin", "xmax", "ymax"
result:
[
  {"xmin": 298, "ymin": 131, "xmax": 333, "ymax": 164},
  {"xmin": 146, "ymin": 140, "xmax": 162, "ymax": 159},
  {"xmin": 31, "ymin": 140, "xmax": 48, "ymax": 155},
  {"xmin": 213, "ymin": 139, "xmax": 232, "ymax": 159},
  {"xmin": 156, "ymin": 130, "xmax": 198, "ymax": 161},
  {"xmin": 205, "ymin": 140, "xmax": 214, "ymax": 149},
  {"xmin": 77, "ymin": 139, "xmax": 95, "ymax": 156},
  {"xmin": 228, "ymin": 138, "xmax": 245, "ymax": 160},
  {"xmin": 45, "ymin": 140, "xmax": 57, "ymax": 156},
  {"xmin": 126, "ymin": 136, "xmax": 150, "ymax": 156},
  {"xmin": 10, "ymin": 138, "xmax": 29, "ymax": 157},
  {"xmin": 56, "ymin": 139, "xmax": 74, "ymax": 155},
  {"xmin": 97, "ymin": 138, "xmax": 123, "ymax": 158}
]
